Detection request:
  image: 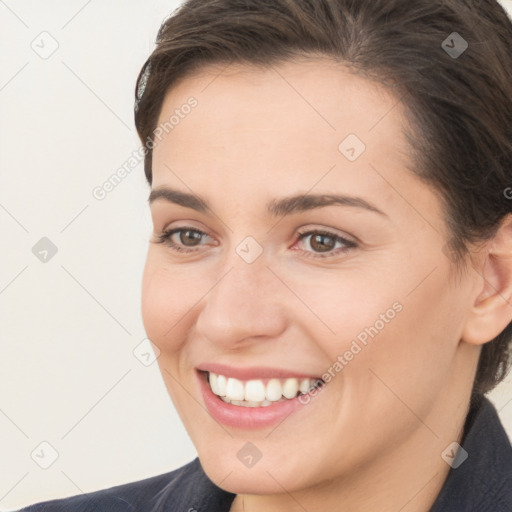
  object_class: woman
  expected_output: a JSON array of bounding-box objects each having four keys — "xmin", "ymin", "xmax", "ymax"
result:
[{"xmin": 20, "ymin": 0, "xmax": 512, "ymax": 510}]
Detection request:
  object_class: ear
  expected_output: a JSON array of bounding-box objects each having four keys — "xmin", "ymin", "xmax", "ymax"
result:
[{"xmin": 462, "ymin": 214, "xmax": 512, "ymax": 346}]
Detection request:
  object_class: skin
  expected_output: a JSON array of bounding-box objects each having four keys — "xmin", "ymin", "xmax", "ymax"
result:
[{"xmin": 141, "ymin": 57, "xmax": 512, "ymax": 512}]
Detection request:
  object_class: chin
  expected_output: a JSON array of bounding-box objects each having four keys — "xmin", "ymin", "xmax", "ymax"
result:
[{"xmin": 195, "ymin": 441, "xmax": 321, "ymax": 495}]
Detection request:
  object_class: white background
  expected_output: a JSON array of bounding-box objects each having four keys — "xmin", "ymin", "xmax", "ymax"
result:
[{"xmin": 1, "ymin": 1, "xmax": 512, "ymax": 509}]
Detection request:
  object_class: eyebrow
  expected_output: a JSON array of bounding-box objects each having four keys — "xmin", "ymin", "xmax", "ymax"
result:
[{"xmin": 148, "ymin": 187, "xmax": 388, "ymax": 218}]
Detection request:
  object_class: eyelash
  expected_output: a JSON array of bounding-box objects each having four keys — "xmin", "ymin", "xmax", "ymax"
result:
[{"xmin": 155, "ymin": 227, "xmax": 357, "ymax": 259}]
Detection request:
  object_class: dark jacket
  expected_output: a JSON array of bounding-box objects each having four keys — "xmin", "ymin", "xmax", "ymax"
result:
[{"xmin": 18, "ymin": 394, "xmax": 512, "ymax": 511}]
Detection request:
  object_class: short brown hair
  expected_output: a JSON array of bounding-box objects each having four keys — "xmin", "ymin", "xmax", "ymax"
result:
[{"xmin": 134, "ymin": 0, "xmax": 512, "ymax": 395}]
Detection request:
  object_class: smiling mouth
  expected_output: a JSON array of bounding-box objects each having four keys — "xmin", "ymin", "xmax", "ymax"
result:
[{"xmin": 202, "ymin": 370, "xmax": 325, "ymax": 407}]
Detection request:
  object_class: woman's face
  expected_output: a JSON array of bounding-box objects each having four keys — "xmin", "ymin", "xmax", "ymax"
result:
[{"xmin": 142, "ymin": 58, "xmax": 479, "ymax": 494}]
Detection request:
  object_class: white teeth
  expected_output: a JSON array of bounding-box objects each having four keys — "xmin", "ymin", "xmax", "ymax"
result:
[
  {"xmin": 245, "ymin": 380, "xmax": 266, "ymax": 402},
  {"xmin": 207, "ymin": 372, "xmax": 323, "ymax": 407},
  {"xmin": 266, "ymin": 379, "xmax": 283, "ymax": 402},
  {"xmin": 282, "ymin": 378, "xmax": 299, "ymax": 399},
  {"xmin": 216, "ymin": 374, "xmax": 227, "ymax": 396},
  {"xmin": 299, "ymin": 378, "xmax": 311, "ymax": 394},
  {"xmin": 226, "ymin": 378, "xmax": 245, "ymax": 401},
  {"xmin": 240, "ymin": 400, "xmax": 260, "ymax": 407},
  {"xmin": 209, "ymin": 372, "xmax": 219, "ymax": 395}
]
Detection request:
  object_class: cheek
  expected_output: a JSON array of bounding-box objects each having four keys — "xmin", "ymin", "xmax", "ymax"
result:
[
  {"xmin": 304, "ymin": 261, "xmax": 457, "ymax": 391},
  {"xmin": 284, "ymin": 266, "xmax": 402, "ymax": 354},
  {"xmin": 348, "ymin": 269, "xmax": 462, "ymax": 420},
  {"xmin": 141, "ymin": 252, "xmax": 199, "ymax": 352}
]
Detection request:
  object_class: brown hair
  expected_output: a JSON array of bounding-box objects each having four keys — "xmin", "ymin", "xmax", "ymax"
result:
[{"xmin": 134, "ymin": 0, "xmax": 512, "ymax": 395}]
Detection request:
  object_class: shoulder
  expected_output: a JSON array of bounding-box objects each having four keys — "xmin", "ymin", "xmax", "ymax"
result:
[{"xmin": 17, "ymin": 457, "xmax": 234, "ymax": 512}]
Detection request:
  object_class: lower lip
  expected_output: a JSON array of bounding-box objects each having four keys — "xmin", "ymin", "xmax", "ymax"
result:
[{"xmin": 197, "ymin": 371, "xmax": 321, "ymax": 429}]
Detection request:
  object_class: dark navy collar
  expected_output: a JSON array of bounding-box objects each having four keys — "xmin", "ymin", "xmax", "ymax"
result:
[{"xmin": 429, "ymin": 393, "xmax": 512, "ymax": 511}]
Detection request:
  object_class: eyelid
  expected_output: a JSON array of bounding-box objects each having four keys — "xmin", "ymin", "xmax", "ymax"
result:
[{"xmin": 295, "ymin": 225, "xmax": 357, "ymax": 244}]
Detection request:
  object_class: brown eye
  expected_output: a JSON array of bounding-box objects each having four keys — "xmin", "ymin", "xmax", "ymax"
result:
[
  {"xmin": 156, "ymin": 227, "xmax": 212, "ymax": 253},
  {"xmin": 309, "ymin": 233, "xmax": 336, "ymax": 252},
  {"xmin": 179, "ymin": 229, "xmax": 203, "ymax": 246},
  {"xmin": 295, "ymin": 229, "xmax": 357, "ymax": 259}
]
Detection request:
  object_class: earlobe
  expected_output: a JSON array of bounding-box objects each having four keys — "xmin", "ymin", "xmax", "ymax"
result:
[{"xmin": 461, "ymin": 214, "xmax": 512, "ymax": 346}]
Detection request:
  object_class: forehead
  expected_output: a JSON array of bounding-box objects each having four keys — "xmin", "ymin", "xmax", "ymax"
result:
[
  {"xmin": 156, "ymin": 57, "xmax": 407, "ymax": 140},
  {"xmin": 150, "ymin": 58, "xmax": 431, "ymax": 222}
]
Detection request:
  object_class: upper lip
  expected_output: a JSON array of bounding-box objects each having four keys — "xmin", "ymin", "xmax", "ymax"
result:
[{"xmin": 196, "ymin": 363, "xmax": 323, "ymax": 381}]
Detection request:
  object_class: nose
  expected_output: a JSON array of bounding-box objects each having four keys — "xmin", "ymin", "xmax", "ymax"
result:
[{"xmin": 194, "ymin": 256, "xmax": 288, "ymax": 349}]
